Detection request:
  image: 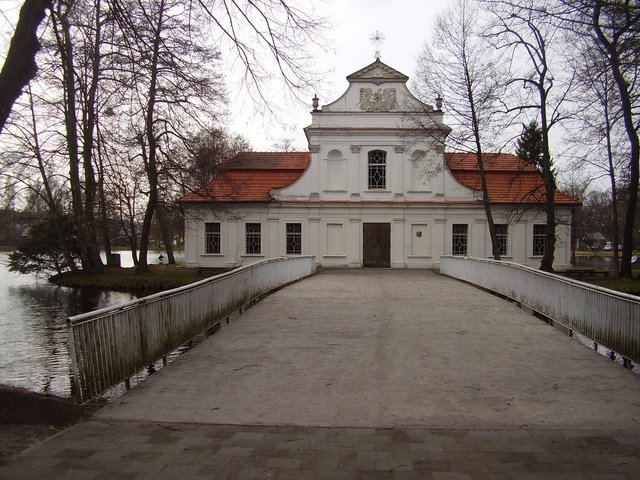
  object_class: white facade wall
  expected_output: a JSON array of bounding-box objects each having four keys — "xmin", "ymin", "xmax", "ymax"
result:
[
  {"xmin": 184, "ymin": 203, "xmax": 573, "ymax": 270},
  {"xmin": 183, "ymin": 60, "xmax": 574, "ymax": 270}
]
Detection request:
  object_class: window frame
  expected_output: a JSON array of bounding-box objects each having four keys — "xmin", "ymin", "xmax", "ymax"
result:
[
  {"xmin": 204, "ymin": 222, "xmax": 221, "ymax": 254},
  {"xmin": 285, "ymin": 223, "xmax": 302, "ymax": 255},
  {"xmin": 495, "ymin": 224, "xmax": 508, "ymax": 256},
  {"xmin": 245, "ymin": 222, "xmax": 262, "ymax": 255},
  {"xmin": 532, "ymin": 224, "xmax": 546, "ymax": 257},
  {"xmin": 367, "ymin": 149, "xmax": 387, "ymax": 190},
  {"xmin": 452, "ymin": 223, "xmax": 468, "ymax": 256}
]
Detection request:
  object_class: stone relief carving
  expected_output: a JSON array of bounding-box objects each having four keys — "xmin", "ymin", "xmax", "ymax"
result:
[{"xmin": 359, "ymin": 88, "xmax": 397, "ymax": 112}]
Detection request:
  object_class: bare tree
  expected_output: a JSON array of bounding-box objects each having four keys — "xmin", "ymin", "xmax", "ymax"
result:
[
  {"xmin": 195, "ymin": 0, "xmax": 325, "ymax": 110},
  {"xmin": 415, "ymin": 0, "xmax": 511, "ymax": 260},
  {"xmin": 50, "ymin": 0, "xmax": 106, "ymax": 272},
  {"xmin": 0, "ymin": 0, "xmax": 52, "ymax": 135},
  {"xmin": 0, "ymin": 85, "xmax": 63, "ymax": 213},
  {"xmin": 272, "ymin": 137, "xmax": 302, "ymax": 152},
  {"xmin": 548, "ymin": 0, "xmax": 639, "ymax": 277},
  {"xmin": 172, "ymin": 127, "xmax": 251, "ymax": 196},
  {"xmin": 105, "ymin": 150, "xmax": 145, "ymax": 266},
  {"xmin": 567, "ymin": 41, "xmax": 628, "ymax": 276},
  {"xmin": 158, "ymin": 126, "xmax": 250, "ymax": 263},
  {"xmin": 114, "ymin": 0, "xmax": 225, "ymax": 273},
  {"xmin": 557, "ymin": 167, "xmax": 591, "ymax": 266},
  {"xmin": 2, "ymin": 0, "xmax": 326, "ymax": 277},
  {"xmin": 580, "ymin": 188, "xmax": 624, "ymax": 251},
  {"xmin": 484, "ymin": 0, "xmax": 574, "ymax": 272}
]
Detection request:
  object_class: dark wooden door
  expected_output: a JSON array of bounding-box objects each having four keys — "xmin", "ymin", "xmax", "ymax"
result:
[{"xmin": 363, "ymin": 223, "xmax": 391, "ymax": 268}]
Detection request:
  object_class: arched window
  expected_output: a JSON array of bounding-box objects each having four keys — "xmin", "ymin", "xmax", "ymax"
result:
[{"xmin": 368, "ymin": 150, "xmax": 386, "ymax": 189}]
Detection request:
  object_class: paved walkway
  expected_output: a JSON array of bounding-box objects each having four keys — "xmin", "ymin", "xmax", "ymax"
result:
[{"xmin": 2, "ymin": 269, "xmax": 640, "ymax": 479}]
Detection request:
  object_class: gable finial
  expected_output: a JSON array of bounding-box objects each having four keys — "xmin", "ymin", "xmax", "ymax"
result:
[{"xmin": 370, "ymin": 30, "xmax": 385, "ymax": 60}]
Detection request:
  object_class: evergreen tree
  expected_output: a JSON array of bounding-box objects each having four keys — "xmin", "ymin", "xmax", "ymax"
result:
[
  {"xmin": 8, "ymin": 213, "xmax": 82, "ymax": 275},
  {"xmin": 515, "ymin": 121, "xmax": 546, "ymax": 175},
  {"xmin": 516, "ymin": 120, "xmax": 557, "ymax": 272}
]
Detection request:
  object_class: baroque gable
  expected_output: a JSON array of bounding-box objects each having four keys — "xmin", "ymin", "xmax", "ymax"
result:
[
  {"xmin": 346, "ymin": 59, "xmax": 409, "ymax": 84},
  {"xmin": 320, "ymin": 59, "xmax": 432, "ymax": 114}
]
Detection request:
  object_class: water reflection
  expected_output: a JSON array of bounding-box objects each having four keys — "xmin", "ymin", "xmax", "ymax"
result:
[
  {"xmin": 574, "ymin": 254, "xmax": 615, "ymax": 268},
  {"xmin": 0, "ymin": 251, "xmax": 156, "ymax": 397},
  {"xmin": 100, "ymin": 249, "xmax": 184, "ymax": 268}
]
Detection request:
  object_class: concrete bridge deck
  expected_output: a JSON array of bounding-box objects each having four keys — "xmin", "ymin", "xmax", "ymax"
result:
[{"xmin": 2, "ymin": 269, "xmax": 640, "ymax": 479}]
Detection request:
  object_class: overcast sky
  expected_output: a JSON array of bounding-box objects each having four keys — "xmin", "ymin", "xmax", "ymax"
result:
[
  {"xmin": 234, "ymin": 0, "xmax": 452, "ymax": 150},
  {"xmin": 0, "ymin": 0, "xmax": 451, "ymax": 150}
]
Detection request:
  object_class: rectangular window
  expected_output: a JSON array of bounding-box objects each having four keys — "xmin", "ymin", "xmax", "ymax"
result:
[
  {"xmin": 495, "ymin": 224, "xmax": 508, "ymax": 256},
  {"xmin": 204, "ymin": 222, "xmax": 220, "ymax": 254},
  {"xmin": 368, "ymin": 150, "xmax": 386, "ymax": 189},
  {"xmin": 533, "ymin": 224, "xmax": 546, "ymax": 256},
  {"xmin": 286, "ymin": 223, "xmax": 302, "ymax": 255},
  {"xmin": 245, "ymin": 223, "xmax": 261, "ymax": 255},
  {"xmin": 452, "ymin": 224, "xmax": 468, "ymax": 256}
]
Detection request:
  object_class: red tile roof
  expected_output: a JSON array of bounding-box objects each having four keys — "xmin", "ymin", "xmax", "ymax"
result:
[
  {"xmin": 180, "ymin": 151, "xmax": 579, "ymax": 206},
  {"xmin": 223, "ymin": 152, "xmax": 311, "ymax": 170},
  {"xmin": 446, "ymin": 152, "xmax": 579, "ymax": 205},
  {"xmin": 180, "ymin": 152, "xmax": 310, "ymax": 202}
]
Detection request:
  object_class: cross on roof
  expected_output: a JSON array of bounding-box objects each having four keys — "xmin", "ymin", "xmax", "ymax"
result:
[{"xmin": 370, "ymin": 30, "xmax": 385, "ymax": 60}]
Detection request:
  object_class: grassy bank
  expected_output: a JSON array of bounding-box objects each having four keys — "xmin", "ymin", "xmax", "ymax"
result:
[
  {"xmin": 587, "ymin": 277, "xmax": 640, "ymax": 296},
  {"xmin": 572, "ymin": 250, "xmax": 640, "ymax": 295},
  {"xmin": 51, "ymin": 264, "xmax": 229, "ymax": 293},
  {"xmin": 0, "ymin": 385, "xmax": 84, "ymax": 466}
]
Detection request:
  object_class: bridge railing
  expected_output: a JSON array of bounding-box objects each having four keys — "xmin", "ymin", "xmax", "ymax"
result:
[
  {"xmin": 440, "ymin": 256, "xmax": 640, "ymax": 365},
  {"xmin": 67, "ymin": 256, "xmax": 316, "ymax": 402}
]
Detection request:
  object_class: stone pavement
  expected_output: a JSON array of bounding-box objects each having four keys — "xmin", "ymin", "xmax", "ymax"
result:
[
  {"xmin": 2, "ymin": 269, "xmax": 640, "ymax": 479},
  {"xmin": 1, "ymin": 421, "xmax": 639, "ymax": 479}
]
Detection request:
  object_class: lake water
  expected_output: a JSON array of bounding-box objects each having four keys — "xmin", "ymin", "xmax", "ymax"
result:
[
  {"xmin": 0, "ymin": 250, "xmax": 177, "ymax": 397},
  {"xmin": 573, "ymin": 254, "xmax": 616, "ymax": 268}
]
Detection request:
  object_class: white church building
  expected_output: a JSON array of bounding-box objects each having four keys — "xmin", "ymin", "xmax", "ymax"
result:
[{"xmin": 181, "ymin": 59, "xmax": 578, "ymax": 269}]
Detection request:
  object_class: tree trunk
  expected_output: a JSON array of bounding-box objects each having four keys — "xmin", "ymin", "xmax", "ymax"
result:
[
  {"xmin": 136, "ymin": 0, "xmax": 165, "ymax": 274},
  {"xmin": 0, "ymin": 0, "xmax": 51, "ymax": 135},
  {"xmin": 156, "ymin": 204, "xmax": 176, "ymax": 264},
  {"xmin": 593, "ymin": 1, "xmax": 639, "ymax": 279},
  {"xmin": 27, "ymin": 86, "xmax": 57, "ymax": 213},
  {"xmin": 128, "ymin": 216, "xmax": 139, "ymax": 267},
  {"xmin": 53, "ymin": 2, "xmax": 103, "ymax": 273},
  {"xmin": 96, "ymin": 123, "xmax": 112, "ymax": 258},
  {"xmin": 474, "ymin": 145, "xmax": 500, "ymax": 260},
  {"xmin": 539, "ymin": 93, "xmax": 556, "ymax": 273},
  {"xmin": 464, "ymin": 56, "xmax": 500, "ymax": 261},
  {"xmin": 99, "ymin": 179, "xmax": 112, "ymax": 258},
  {"xmin": 137, "ymin": 185, "xmax": 156, "ymax": 274},
  {"xmin": 540, "ymin": 172, "xmax": 557, "ymax": 272},
  {"xmin": 570, "ymin": 208, "xmax": 576, "ymax": 265},
  {"xmin": 603, "ymin": 97, "xmax": 620, "ymax": 278},
  {"xmin": 80, "ymin": 0, "xmax": 104, "ymax": 271}
]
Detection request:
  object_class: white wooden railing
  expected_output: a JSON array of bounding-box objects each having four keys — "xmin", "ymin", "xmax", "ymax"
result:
[
  {"xmin": 440, "ymin": 256, "xmax": 640, "ymax": 365},
  {"xmin": 67, "ymin": 256, "xmax": 316, "ymax": 402}
]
